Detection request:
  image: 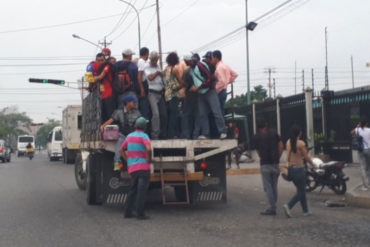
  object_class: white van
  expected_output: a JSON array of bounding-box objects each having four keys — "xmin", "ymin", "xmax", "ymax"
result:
[
  {"xmin": 47, "ymin": 126, "xmax": 63, "ymax": 161},
  {"xmin": 17, "ymin": 135, "xmax": 35, "ymax": 157}
]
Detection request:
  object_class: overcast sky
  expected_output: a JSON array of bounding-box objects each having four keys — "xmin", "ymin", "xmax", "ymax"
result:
[{"xmin": 0, "ymin": 0, "xmax": 369, "ymax": 123}]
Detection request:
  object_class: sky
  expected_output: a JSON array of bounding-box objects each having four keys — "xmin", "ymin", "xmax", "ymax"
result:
[{"xmin": 0, "ymin": 0, "xmax": 370, "ymax": 123}]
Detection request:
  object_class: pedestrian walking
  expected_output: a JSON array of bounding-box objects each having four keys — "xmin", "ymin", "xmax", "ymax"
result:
[
  {"xmin": 137, "ymin": 47, "xmax": 151, "ymax": 120},
  {"xmin": 100, "ymin": 94, "xmax": 141, "ymax": 171},
  {"xmin": 145, "ymin": 51, "xmax": 167, "ymax": 139},
  {"xmin": 253, "ymin": 118, "xmax": 283, "ymax": 215},
  {"xmin": 211, "ymin": 50, "xmax": 238, "ymax": 116},
  {"xmin": 283, "ymin": 125, "xmax": 315, "ymax": 218},
  {"xmin": 120, "ymin": 117, "xmax": 152, "ymax": 220},
  {"xmin": 351, "ymin": 116, "xmax": 370, "ymax": 191}
]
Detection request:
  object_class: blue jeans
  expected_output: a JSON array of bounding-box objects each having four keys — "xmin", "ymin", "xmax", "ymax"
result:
[
  {"xmin": 114, "ymin": 133, "xmax": 126, "ymax": 163},
  {"xmin": 139, "ymin": 97, "xmax": 151, "ymax": 121},
  {"xmin": 261, "ymin": 164, "xmax": 280, "ymax": 212},
  {"xmin": 198, "ymin": 89, "xmax": 226, "ymax": 137},
  {"xmin": 167, "ymin": 97, "xmax": 181, "ymax": 138},
  {"xmin": 182, "ymin": 93, "xmax": 198, "ymax": 139},
  {"xmin": 287, "ymin": 166, "xmax": 309, "ymax": 213},
  {"xmin": 124, "ymin": 170, "xmax": 150, "ymax": 217},
  {"xmin": 218, "ymin": 89, "xmax": 227, "ymax": 117}
]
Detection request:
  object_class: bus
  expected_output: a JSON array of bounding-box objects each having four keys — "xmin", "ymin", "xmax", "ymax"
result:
[
  {"xmin": 47, "ymin": 126, "xmax": 63, "ymax": 161},
  {"xmin": 17, "ymin": 135, "xmax": 35, "ymax": 157}
]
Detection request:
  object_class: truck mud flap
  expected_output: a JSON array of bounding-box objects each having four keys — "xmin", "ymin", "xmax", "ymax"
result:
[
  {"xmin": 190, "ymin": 153, "xmax": 227, "ymax": 204},
  {"xmin": 97, "ymin": 151, "xmax": 131, "ymax": 206}
]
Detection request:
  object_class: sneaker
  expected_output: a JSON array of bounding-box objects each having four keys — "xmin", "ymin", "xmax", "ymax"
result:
[
  {"xmin": 220, "ymin": 133, "xmax": 227, "ymax": 139},
  {"xmin": 198, "ymin": 135, "xmax": 207, "ymax": 140},
  {"xmin": 360, "ymin": 186, "xmax": 369, "ymax": 191},
  {"xmin": 113, "ymin": 162, "xmax": 121, "ymax": 171},
  {"xmin": 283, "ymin": 204, "xmax": 292, "ymax": 218},
  {"xmin": 303, "ymin": 212, "xmax": 312, "ymax": 216}
]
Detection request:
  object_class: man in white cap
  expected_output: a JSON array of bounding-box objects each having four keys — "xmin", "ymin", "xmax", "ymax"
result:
[{"xmin": 113, "ymin": 48, "xmax": 138, "ymax": 108}]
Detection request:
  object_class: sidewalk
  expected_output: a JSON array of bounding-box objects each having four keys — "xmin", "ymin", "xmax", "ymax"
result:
[{"xmin": 226, "ymin": 154, "xmax": 370, "ymax": 209}]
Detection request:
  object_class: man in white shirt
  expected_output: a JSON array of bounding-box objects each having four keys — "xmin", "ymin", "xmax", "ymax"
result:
[
  {"xmin": 145, "ymin": 51, "xmax": 167, "ymax": 139},
  {"xmin": 137, "ymin": 47, "xmax": 151, "ymax": 120}
]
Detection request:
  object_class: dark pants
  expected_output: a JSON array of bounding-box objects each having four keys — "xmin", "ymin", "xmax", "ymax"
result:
[
  {"xmin": 101, "ymin": 96, "xmax": 115, "ymax": 122},
  {"xmin": 218, "ymin": 89, "xmax": 227, "ymax": 117},
  {"xmin": 139, "ymin": 98, "xmax": 151, "ymax": 121},
  {"xmin": 182, "ymin": 93, "xmax": 198, "ymax": 139},
  {"xmin": 287, "ymin": 166, "xmax": 309, "ymax": 213},
  {"xmin": 167, "ymin": 97, "xmax": 181, "ymax": 138},
  {"xmin": 124, "ymin": 170, "xmax": 150, "ymax": 217}
]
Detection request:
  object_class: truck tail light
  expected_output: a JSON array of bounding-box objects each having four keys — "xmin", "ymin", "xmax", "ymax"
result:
[
  {"xmin": 201, "ymin": 162, "xmax": 207, "ymax": 169},
  {"xmin": 0, "ymin": 147, "xmax": 3, "ymax": 152}
]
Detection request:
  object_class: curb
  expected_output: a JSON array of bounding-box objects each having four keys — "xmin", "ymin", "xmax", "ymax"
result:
[{"xmin": 345, "ymin": 184, "xmax": 370, "ymax": 209}]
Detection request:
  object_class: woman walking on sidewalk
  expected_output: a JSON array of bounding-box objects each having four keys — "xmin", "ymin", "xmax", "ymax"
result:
[{"xmin": 283, "ymin": 125, "xmax": 315, "ymax": 218}]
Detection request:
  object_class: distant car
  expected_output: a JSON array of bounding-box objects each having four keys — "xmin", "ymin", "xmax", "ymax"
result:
[{"xmin": 0, "ymin": 139, "xmax": 11, "ymax": 163}]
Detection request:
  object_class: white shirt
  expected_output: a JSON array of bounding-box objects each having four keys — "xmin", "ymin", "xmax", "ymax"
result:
[
  {"xmin": 144, "ymin": 65, "xmax": 164, "ymax": 92},
  {"xmin": 356, "ymin": 127, "xmax": 370, "ymax": 149},
  {"xmin": 137, "ymin": 58, "xmax": 149, "ymax": 81}
]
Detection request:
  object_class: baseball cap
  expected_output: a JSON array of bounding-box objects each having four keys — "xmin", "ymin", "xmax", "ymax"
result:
[
  {"xmin": 183, "ymin": 54, "xmax": 193, "ymax": 61},
  {"xmin": 135, "ymin": 117, "xmax": 149, "ymax": 130},
  {"xmin": 123, "ymin": 94, "xmax": 138, "ymax": 105},
  {"xmin": 122, "ymin": 48, "xmax": 135, "ymax": 56},
  {"xmin": 149, "ymin": 51, "xmax": 159, "ymax": 59},
  {"xmin": 102, "ymin": 48, "xmax": 111, "ymax": 57},
  {"xmin": 203, "ymin": 51, "xmax": 213, "ymax": 58}
]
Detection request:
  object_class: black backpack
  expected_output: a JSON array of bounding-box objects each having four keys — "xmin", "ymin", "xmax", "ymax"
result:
[{"xmin": 112, "ymin": 62, "xmax": 132, "ymax": 94}]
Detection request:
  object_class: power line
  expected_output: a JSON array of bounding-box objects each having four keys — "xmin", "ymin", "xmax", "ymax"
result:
[
  {"xmin": 0, "ymin": 13, "xmax": 124, "ymax": 34},
  {"xmin": 0, "ymin": 63, "xmax": 86, "ymax": 67},
  {"xmin": 105, "ymin": 0, "xmax": 135, "ymax": 37}
]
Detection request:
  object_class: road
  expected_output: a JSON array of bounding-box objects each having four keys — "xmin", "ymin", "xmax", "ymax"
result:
[{"xmin": 1, "ymin": 152, "xmax": 369, "ymax": 247}]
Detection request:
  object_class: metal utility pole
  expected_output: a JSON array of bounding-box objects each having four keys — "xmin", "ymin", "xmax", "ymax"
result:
[
  {"xmin": 325, "ymin": 27, "xmax": 329, "ymax": 90},
  {"xmin": 245, "ymin": 0, "xmax": 251, "ymax": 105},
  {"xmin": 99, "ymin": 37, "xmax": 112, "ymax": 48},
  {"xmin": 264, "ymin": 67, "xmax": 275, "ymax": 98},
  {"xmin": 156, "ymin": 0, "xmax": 163, "ymax": 69},
  {"xmin": 302, "ymin": 69, "xmax": 305, "ymax": 92},
  {"xmin": 311, "ymin": 68, "xmax": 314, "ymax": 96},
  {"xmin": 118, "ymin": 0, "xmax": 141, "ymax": 53},
  {"xmin": 273, "ymin": 78, "xmax": 276, "ymax": 98},
  {"xmin": 294, "ymin": 61, "xmax": 297, "ymax": 94},
  {"xmin": 351, "ymin": 55, "xmax": 355, "ymax": 88}
]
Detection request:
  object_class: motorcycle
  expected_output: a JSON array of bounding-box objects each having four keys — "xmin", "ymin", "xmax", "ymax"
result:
[
  {"xmin": 305, "ymin": 157, "xmax": 349, "ymax": 195},
  {"xmin": 26, "ymin": 147, "xmax": 34, "ymax": 160}
]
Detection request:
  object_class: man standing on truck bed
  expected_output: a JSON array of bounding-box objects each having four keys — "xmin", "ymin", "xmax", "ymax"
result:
[
  {"xmin": 120, "ymin": 117, "xmax": 152, "ymax": 220},
  {"xmin": 100, "ymin": 94, "xmax": 141, "ymax": 171}
]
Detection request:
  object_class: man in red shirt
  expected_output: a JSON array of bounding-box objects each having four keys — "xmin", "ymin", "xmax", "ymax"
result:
[{"xmin": 94, "ymin": 53, "xmax": 115, "ymax": 122}]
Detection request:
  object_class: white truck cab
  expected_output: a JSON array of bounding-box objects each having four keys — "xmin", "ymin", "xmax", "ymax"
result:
[{"xmin": 47, "ymin": 126, "xmax": 63, "ymax": 161}]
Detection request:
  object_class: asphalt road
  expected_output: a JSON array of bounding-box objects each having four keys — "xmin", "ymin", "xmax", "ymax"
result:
[{"xmin": 1, "ymin": 152, "xmax": 370, "ymax": 247}]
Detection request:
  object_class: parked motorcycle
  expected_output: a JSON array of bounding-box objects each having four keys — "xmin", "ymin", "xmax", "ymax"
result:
[{"xmin": 306, "ymin": 158, "xmax": 349, "ymax": 195}]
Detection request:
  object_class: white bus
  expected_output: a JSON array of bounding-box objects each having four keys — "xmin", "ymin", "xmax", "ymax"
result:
[
  {"xmin": 17, "ymin": 135, "xmax": 35, "ymax": 157},
  {"xmin": 47, "ymin": 126, "xmax": 63, "ymax": 161}
]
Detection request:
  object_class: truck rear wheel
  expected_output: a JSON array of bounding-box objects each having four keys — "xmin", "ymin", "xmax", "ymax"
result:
[
  {"xmin": 86, "ymin": 153, "xmax": 103, "ymax": 205},
  {"xmin": 74, "ymin": 152, "xmax": 86, "ymax": 190}
]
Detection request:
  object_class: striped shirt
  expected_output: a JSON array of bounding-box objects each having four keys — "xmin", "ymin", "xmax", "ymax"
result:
[{"xmin": 121, "ymin": 130, "xmax": 151, "ymax": 174}]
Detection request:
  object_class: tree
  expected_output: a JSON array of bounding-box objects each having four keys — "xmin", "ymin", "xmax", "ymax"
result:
[
  {"xmin": 35, "ymin": 119, "xmax": 61, "ymax": 148},
  {"xmin": 225, "ymin": 85, "xmax": 268, "ymax": 108},
  {"xmin": 0, "ymin": 108, "xmax": 32, "ymax": 148}
]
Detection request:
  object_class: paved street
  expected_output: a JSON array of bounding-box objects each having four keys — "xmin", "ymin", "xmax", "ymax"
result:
[{"xmin": 1, "ymin": 152, "xmax": 370, "ymax": 247}]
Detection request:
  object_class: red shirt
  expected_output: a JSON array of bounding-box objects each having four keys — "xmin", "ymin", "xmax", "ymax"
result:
[{"xmin": 100, "ymin": 64, "xmax": 113, "ymax": 99}]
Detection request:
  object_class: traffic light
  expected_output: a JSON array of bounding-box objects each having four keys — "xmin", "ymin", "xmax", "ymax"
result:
[{"xmin": 29, "ymin": 78, "xmax": 65, "ymax": 85}]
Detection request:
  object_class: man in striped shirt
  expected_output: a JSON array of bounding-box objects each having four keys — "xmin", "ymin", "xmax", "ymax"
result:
[{"xmin": 120, "ymin": 117, "xmax": 152, "ymax": 220}]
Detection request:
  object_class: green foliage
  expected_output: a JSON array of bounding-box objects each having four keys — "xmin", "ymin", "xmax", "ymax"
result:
[
  {"xmin": 0, "ymin": 109, "xmax": 32, "ymax": 147},
  {"xmin": 226, "ymin": 85, "xmax": 268, "ymax": 108},
  {"xmin": 35, "ymin": 119, "xmax": 61, "ymax": 148}
]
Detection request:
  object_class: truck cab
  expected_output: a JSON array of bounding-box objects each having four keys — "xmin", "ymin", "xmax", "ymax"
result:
[{"xmin": 47, "ymin": 126, "xmax": 63, "ymax": 161}]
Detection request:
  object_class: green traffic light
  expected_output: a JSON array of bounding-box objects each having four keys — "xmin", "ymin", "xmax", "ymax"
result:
[
  {"xmin": 60, "ymin": 80, "xmax": 65, "ymax": 85},
  {"xmin": 42, "ymin": 79, "xmax": 47, "ymax": 83}
]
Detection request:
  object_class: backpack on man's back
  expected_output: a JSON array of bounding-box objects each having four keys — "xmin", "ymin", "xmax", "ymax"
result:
[{"xmin": 112, "ymin": 62, "xmax": 132, "ymax": 94}]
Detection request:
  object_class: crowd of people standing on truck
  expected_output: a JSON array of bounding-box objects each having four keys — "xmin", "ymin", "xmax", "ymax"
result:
[{"xmin": 86, "ymin": 47, "xmax": 238, "ymax": 141}]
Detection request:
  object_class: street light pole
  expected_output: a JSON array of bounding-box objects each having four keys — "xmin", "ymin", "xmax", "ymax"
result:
[
  {"xmin": 245, "ymin": 0, "xmax": 251, "ymax": 105},
  {"xmin": 118, "ymin": 0, "xmax": 141, "ymax": 53},
  {"xmin": 72, "ymin": 34, "xmax": 102, "ymax": 49}
]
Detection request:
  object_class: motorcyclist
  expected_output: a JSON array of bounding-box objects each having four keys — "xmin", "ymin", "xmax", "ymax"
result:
[{"xmin": 26, "ymin": 143, "xmax": 34, "ymax": 154}]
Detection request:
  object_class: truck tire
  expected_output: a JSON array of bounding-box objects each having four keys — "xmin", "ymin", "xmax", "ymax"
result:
[
  {"xmin": 74, "ymin": 152, "xmax": 86, "ymax": 190},
  {"xmin": 86, "ymin": 153, "xmax": 103, "ymax": 205},
  {"xmin": 62, "ymin": 149, "xmax": 67, "ymax": 164}
]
